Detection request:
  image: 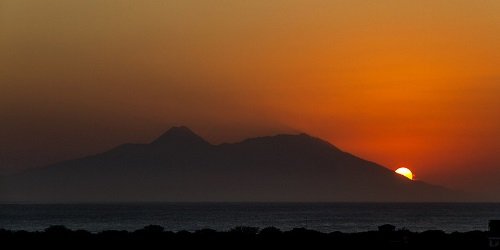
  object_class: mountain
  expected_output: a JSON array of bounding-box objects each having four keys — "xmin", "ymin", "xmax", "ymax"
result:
[{"xmin": 0, "ymin": 126, "xmax": 465, "ymax": 202}]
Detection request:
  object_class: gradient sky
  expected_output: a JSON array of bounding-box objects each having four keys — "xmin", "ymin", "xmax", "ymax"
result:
[{"xmin": 1, "ymin": 0, "xmax": 499, "ymax": 195}]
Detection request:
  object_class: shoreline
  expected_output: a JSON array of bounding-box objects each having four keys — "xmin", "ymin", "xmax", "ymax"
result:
[{"xmin": 0, "ymin": 225, "xmax": 493, "ymax": 249}]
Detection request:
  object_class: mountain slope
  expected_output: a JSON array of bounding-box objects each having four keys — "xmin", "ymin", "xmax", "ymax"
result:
[{"xmin": 0, "ymin": 127, "xmax": 464, "ymax": 202}]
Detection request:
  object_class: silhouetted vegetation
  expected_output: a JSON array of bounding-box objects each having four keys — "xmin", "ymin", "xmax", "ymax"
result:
[{"xmin": 0, "ymin": 225, "xmax": 491, "ymax": 249}]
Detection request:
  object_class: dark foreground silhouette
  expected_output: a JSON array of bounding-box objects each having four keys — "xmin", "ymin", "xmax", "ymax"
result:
[{"xmin": 0, "ymin": 225, "xmax": 491, "ymax": 249}]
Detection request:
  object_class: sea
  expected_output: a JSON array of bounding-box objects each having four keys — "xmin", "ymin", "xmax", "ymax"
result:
[{"xmin": 0, "ymin": 203, "xmax": 499, "ymax": 233}]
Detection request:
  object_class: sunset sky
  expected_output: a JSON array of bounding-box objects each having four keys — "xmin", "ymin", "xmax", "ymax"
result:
[{"xmin": 1, "ymin": 0, "xmax": 499, "ymax": 195}]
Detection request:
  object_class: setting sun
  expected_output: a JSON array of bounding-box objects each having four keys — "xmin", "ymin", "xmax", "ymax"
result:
[{"xmin": 395, "ymin": 167, "xmax": 413, "ymax": 180}]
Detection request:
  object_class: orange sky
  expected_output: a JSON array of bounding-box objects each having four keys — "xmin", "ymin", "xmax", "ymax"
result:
[{"xmin": 1, "ymin": 0, "xmax": 499, "ymax": 195}]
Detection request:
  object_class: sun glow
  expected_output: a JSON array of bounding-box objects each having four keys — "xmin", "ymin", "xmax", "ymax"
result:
[{"xmin": 395, "ymin": 167, "xmax": 413, "ymax": 180}]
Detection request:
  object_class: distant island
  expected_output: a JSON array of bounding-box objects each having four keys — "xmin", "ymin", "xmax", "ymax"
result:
[{"xmin": 0, "ymin": 126, "xmax": 466, "ymax": 202}]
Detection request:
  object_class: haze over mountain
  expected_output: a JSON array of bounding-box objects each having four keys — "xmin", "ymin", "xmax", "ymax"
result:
[{"xmin": 0, "ymin": 126, "xmax": 465, "ymax": 202}]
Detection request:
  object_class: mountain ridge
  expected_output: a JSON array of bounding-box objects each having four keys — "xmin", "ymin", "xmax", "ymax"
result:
[{"xmin": 0, "ymin": 126, "xmax": 466, "ymax": 202}]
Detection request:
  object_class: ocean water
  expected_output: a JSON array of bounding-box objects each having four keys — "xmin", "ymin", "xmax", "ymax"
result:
[{"xmin": 0, "ymin": 203, "xmax": 498, "ymax": 233}]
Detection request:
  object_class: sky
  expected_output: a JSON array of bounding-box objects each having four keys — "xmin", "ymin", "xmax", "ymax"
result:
[{"xmin": 1, "ymin": 0, "xmax": 499, "ymax": 196}]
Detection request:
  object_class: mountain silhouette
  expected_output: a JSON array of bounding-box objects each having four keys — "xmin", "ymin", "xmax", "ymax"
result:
[
  {"xmin": 151, "ymin": 126, "xmax": 210, "ymax": 146},
  {"xmin": 0, "ymin": 126, "xmax": 465, "ymax": 202}
]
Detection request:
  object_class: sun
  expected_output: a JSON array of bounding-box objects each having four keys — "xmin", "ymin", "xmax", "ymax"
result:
[{"xmin": 395, "ymin": 167, "xmax": 413, "ymax": 180}]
